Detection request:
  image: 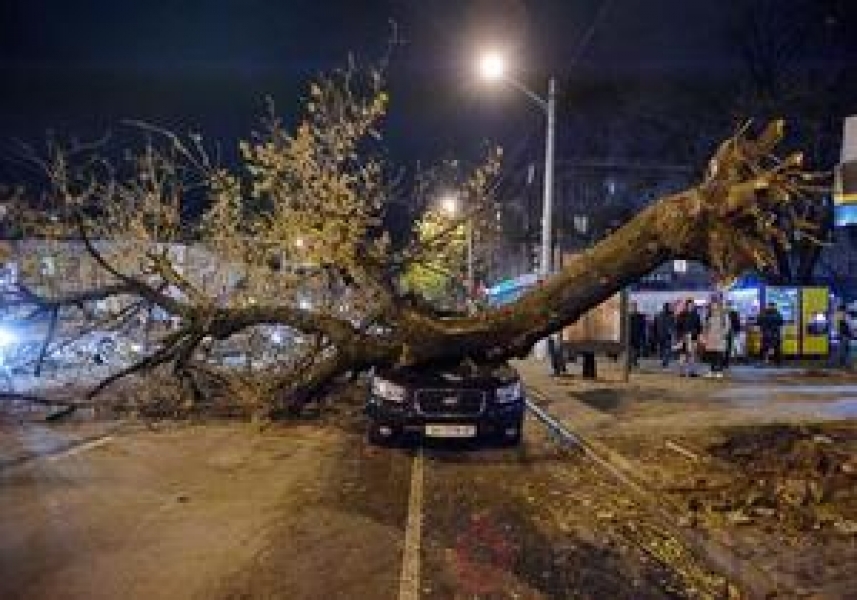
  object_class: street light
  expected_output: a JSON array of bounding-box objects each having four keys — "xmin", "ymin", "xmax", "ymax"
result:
[
  {"xmin": 478, "ymin": 51, "xmax": 506, "ymax": 81},
  {"xmin": 440, "ymin": 192, "xmax": 474, "ymax": 301},
  {"xmin": 477, "ymin": 49, "xmax": 557, "ymax": 357},
  {"xmin": 440, "ymin": 192, "xmax": 458, "ymax": 216}
]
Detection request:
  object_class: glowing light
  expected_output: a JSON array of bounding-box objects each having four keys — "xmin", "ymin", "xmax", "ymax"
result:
[
  {"xmin": 0, "ymin": 328, "xmax": 14, "ymax": 347},
  {"xmin": 441, "ymin": 193, "xmax": 458, "ymax": 215},
  {"xmin": 478, "ymin": 51, "xmax": 507, "ymax": 81}
]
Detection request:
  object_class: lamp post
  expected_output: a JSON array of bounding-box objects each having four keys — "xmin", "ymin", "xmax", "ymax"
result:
[
  {"xmin": 478, "ymin": 51, "xmax": 557, "ymax": 358},
  {"xmin": 441, "ymin": 193, "xmax": 474, "ymax": 300}
]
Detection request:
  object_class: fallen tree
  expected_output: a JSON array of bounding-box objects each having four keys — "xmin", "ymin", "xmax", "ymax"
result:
[{"xmin": 3, "ymin": 66, "xmax": 826, "ymax": 417}]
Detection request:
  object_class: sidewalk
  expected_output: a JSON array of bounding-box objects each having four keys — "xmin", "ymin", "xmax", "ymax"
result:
[
  {"xmin": 515, "ymin": 357, "xmax": 857, "ymax": 435},
  {"xmin": 514, "ymin": 359, "xmax": 616, "ymax": 431},
  {"xmin": 517, "ymin": 356, "xmax": 857, "ymax": 598}
]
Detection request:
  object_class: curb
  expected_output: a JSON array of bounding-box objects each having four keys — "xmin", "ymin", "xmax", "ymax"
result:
[{"xmin": 525, "ymin": 384, "xmax": 784, "ymax": 599}]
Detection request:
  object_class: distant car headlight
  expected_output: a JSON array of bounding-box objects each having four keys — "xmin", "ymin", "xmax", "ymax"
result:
[
  {"xmin": 371, "ymin": 377, "xmax": 407, "ymax": 403},
  {"xmin": 495, "ymin": 380, "xmax": 522, "ymax": 403}
]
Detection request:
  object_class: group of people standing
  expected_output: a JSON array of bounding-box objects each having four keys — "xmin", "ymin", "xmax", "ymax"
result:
[{"xmin": 630, "ymin": 297, "xmax": 784, "ymax": 378}]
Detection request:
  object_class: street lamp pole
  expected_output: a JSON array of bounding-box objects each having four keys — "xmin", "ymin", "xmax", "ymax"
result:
[
  {"xmin": 537, "ymin": 77, "xmax": 557, "ymax": 361},
  {"xmin": 478, "ymin": 52, "xmax": 558, "ymax": 359},
  {"xmin": 541, "ymin": 77, "xmax": 556, "ymax": 283},
  {"xmin": 502, "ymin": 77, "xmax": 556, "ymax": 276}
]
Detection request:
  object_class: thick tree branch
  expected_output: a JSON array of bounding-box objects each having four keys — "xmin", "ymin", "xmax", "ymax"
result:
[
  {"xmin": 387, "ymin": 121, "xmax": 825, "ymax": 366},
  {"xmin": 147, "ymin": 250, "xmax": 210, "ymax": 306},
  {"xmin": 76, "ymin": 215, "xmax": 190, "ymax": 317},
  {"xmin": 87, "ymin": 329, "xmax": 189, "ymax": 398},
  {"xmin": 13, "ymin": 115, "xmax": 825, "ymax": 415}
]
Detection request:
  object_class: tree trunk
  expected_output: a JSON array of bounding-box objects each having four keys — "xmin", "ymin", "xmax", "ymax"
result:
[
  {"xmin": 393, "ymin": 191, "xmax": 693, "ymax": 366},
  {"xmin": 16, "ymin": 120, "xmax": 824, "ymax": 408}
]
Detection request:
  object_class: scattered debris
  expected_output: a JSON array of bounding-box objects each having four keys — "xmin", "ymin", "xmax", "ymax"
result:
[
  {"xmin": 726, "ymin": 510, "xmax": 753, "ymax": 525},
  {"xmin": 676, "ymin": 514, "xmax": 697, "ymax": 528},
  {"xmin": 833, "ymin": 520, "xmax": 857, "ymax": 536},
  {"xmin": 664, "ymin": 439, "xmax": 700, "ymax": 462}
]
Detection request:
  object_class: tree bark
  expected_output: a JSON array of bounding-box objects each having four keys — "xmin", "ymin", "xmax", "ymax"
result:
[{"xmin": 393, "ymin": 191, "xmax": 695, "ymax": 365}]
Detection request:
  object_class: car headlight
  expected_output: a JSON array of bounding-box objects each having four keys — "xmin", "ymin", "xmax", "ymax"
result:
[
  {"xmin": 371, "ymin": 377, "xmax": 407, "ymax": 403},
  {"xmin": 495, "ymin": 380, "xmax": 522, "ymax": 403}
]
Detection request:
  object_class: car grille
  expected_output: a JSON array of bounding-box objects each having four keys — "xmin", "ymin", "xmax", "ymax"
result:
[{"xmin": 415, "ymin": 389, "xmax": 486, "ymax": 416}]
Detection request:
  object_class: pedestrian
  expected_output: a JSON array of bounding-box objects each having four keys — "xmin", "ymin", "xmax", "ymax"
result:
[
  {"xmin": 628, "ymin": 302, "xmax": 647, "ymax": 369},
  {"xmin": 675, "ymin": 298, "xmax": 702, "ymax": 377},
  {"xmin": 833, "ymin": 304, "xmax": 853, "ymax": 369},
  {"xmin": 653, "ymin": 302, "xmax": 675, "ymax": 368},
  {"xmin": 725, "ymin": 301, "xmax": 742, "ymax": 368},
  {"xmin": 703, "ymin": 297, "xmax": 732, "ymax": 378},
  {"xmin": 547, "ymin": 335, "xmax": 567, "ymax": 376},
  {"xmin": 757, "ymin": 302, "xmax": 784, "ymax": 366},
  {"xmin": 645, "ymin": 315, "xmax": 653, "ymax": 357}
]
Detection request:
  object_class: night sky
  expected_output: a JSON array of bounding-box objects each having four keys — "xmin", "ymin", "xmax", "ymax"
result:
[{"xmin": 1, "ymin": 1, "xmax": 854, "ymax": 170}]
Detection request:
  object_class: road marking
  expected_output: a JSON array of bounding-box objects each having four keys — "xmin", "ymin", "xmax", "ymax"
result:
[
  {"xmin": 47, "ymin": 435, "xmax": 114, "ymax": 461},
  {"xmin": 398, "ymin": 449, "xmax": 424, "ymax": 600}
]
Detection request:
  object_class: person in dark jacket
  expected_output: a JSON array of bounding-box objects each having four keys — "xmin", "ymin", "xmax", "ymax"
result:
[
  {"xmin": 833, "ymin": 304, "xmax": 853, "ymax": 369},
  {"xmin": 628, "ymin": 302, "xmax": 647, "ymax": 368},
  {"xmin": 757, "ymin": 302, "xmax": 784, "ymax": 365},
  {"xmin": 653, "ymin": 302, "xmax": 676, "ymax": 368},
  {"xmin": 724, "ymin": 302, "xmax": 742, "ymax": 368},
  {"xmin": 675, "ymin": 298, "xmax": 702, "ymax": 377}
]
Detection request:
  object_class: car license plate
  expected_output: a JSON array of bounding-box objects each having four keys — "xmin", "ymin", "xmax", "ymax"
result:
[{"xmin": 424, "ymin": 424, "xmax": 476, "ymax": 438}]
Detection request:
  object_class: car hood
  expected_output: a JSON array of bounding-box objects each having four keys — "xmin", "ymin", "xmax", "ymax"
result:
[{"xmin": 375, "ymin": 361, "xmax": 519, "ymax": 388}]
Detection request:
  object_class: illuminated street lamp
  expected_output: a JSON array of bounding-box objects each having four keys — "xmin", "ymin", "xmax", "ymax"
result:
[
  {"xmin": 440, "ymin": 192, "xmax": 474, "ymax": 299},
  {"xmin": 478, "ymin": 49, "xmax": 557, "ymax": 357},
  {"xmin": 478, "ymin": 51, "xmax": 506, "ymax": 81},
  {"xmin": 440, "ymin": 192, "xmax": 458, "ymax": 216}
]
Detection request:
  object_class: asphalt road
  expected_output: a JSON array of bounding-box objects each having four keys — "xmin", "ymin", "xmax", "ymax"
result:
[
  {"xmin": 0, "ymin": 406, "xmax": 724, "ymax": 600},
  {"xmin": 5, "ymin": 359, "xmax": 857, "ymax": 598}
]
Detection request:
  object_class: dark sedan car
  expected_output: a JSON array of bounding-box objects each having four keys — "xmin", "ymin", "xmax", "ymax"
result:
[{"xmin": 365, "ymin": 361, "xmax": 525, "ymax": 446}]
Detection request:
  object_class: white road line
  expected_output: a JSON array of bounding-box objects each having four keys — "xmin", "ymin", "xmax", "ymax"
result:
[
  {"xmin": 47, "ymin": 435, "xmax": 114, "ymax": 462},
  {"xmin": 398, "ymin": 449, "xmax": 424, "ymax": 600}
]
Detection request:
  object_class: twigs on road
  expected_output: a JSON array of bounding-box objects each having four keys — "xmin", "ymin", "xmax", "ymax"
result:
[{"xmin": 525, "ymin": 387, "xmax": 780, "ymax": 598}]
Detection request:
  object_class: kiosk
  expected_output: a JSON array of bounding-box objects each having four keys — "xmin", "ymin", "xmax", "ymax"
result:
[{"xmin": 726, "ymin": 279, "xmax": 829, "ymax": 359}]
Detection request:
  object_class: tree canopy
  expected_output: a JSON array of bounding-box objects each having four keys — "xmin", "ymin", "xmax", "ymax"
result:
[{"xmin": 1, "ymin": 63, "xmax": 827, "ymax": 418}]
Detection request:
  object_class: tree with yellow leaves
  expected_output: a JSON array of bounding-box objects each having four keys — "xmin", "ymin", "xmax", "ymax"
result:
[{"xmin": 2, "ymin": 62, "xmax": 826, "ymax": 417}]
